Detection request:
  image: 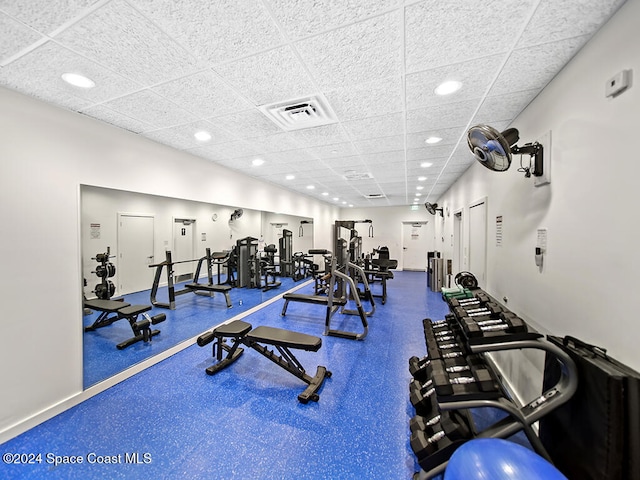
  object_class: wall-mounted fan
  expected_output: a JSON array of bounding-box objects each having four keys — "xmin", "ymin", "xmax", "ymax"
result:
[
  {"xmin": 229, "ymin": 208, "xmax": 243, "ymax": 222},
  {"xmin": 467, "ymin": 125, "xmax": 543, "ymax": 178},
  {"xmin": 424, "ymin": 202, "xmax": 444, "ymax": 217}
]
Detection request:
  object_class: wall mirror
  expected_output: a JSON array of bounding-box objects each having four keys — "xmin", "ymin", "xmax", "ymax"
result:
[{"xmin": 81, "ymin": 185, "xmax": 314, "ymax": 388}]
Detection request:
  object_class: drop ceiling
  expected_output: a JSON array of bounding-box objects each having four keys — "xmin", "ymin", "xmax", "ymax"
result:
[{"xmin": 0, "ymin": 0, "xmax": 625, "ymax": 207}]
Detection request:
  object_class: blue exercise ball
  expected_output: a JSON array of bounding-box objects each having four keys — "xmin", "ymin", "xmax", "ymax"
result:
[{"xmin": 444, "ymin": 439, "xmax": 567, "ymax": 480}]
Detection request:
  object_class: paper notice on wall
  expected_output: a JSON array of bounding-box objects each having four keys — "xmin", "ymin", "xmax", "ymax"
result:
[
  {"xmin": 496, "ymin": 216, "xmax": 503, "ymax": 247},
  {"xmin": 90, "ymin": 223, "xmax": 100, "ymax": 240}
]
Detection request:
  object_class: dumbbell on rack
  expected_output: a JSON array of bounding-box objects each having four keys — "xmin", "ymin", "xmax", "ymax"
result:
[
  {"xmin": 429, "ymin": 359, "xmax": 499, "ymax": 399},
  {"xmin": 452, "ymin": 302, "xmax": 503, "ymax": 321},
  {"xmin": 447, "ymin": 291, "xmax": 491, "ymax": 308},
  {"xmin": 460, "ymin": 312, "xmax": 528, "ymax": 338},
  {"xmin": 410, "ymin": 409, "xmax": 474, "ymax": 470}
]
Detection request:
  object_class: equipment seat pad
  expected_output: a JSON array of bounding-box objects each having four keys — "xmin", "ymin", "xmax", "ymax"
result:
[
  {"xmin": 185, "ymin": 283, "xmax": 232, "ymax": 292},
  {"xmin": 283, "ymin": 293, "xmax": 347, "ymax": 306},
  {"xmin": 118, "ymin": 304, "xmax": 152, "ymax": 316},
  {"xmin": 247, "ymin": 326, "xmax": 322, "ymax": 352},
  {"xmin": 214, "ymin": 320, "xmax": 252, "ymax": 337},
  {"xmin": 84, "ymin": 299, "xmax": 131, "ymax": 312}
]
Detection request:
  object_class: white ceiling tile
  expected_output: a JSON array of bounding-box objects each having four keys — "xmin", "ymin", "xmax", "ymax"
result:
[
  {"xmin": 407, "ymin": 145, "xmax": 454, "ymax": 161},
  {"xmin": 212, "ymin": 109, "xmax": 282, "ymax": 139},
  {"xmin": 142, "ymin": 121, "xmax": 236, "ymax": 150},
  {"xmin": 405, "ymin": 55, "xmax": 503, "ymax": 107},
  {"xmin": 97, "ymin": 89, "xmax": 195, "ymax": 128},
  {"xmin": 490, "ymin": 37, "xmax": 588, "ymax": 96},
  {"xmin": 267, "ymin": 0, "xmax": 397, "ymax": 39},
  {"xmin": 152, "ymin": 71, "xmax": 252, "ymax": 118},
  {"xmin": 247, "ymin": 133, "xmax": 306, "ymax": 154},
  {"xmin": 518, "ymin": 0, "xmax": 625, "ymax": 48},
  {"xmin": 342, "ymin": 113, "xmax": 404, "ymax": 141},
  {"xmin": 133, "ymin": 0, "xmax": 284, "ymax": 65},
  {"xmin": 0, "ymin": 13, "xmax": 43, "ymax": 63},
  {"xmin": 405, "ymin": 0, "xmax": 537, "ymax": 72},
  {"xmin": 324, "ymin": 76, "xmax": 403, "ymax": 122},
  {"xmin": 213, "ymin": 46, "xmax": 317, "ymax": 105},
  {"xmin": 55, "ymin": 0, "xmax": 200, "ymax": 85},
  {"xmin": 288, "ymin": 123, "xmax": 350, "ymax": 148},
  {"xmin": 308, "ymin": 142, "xmax": 360, "ymax": 159},
  {"xmin": 0, "ymin": 0, "xmax": 97, "ymax": 35},
  {"xmin": 80, "ymin": 104, "xmax": 153, "ymax": 133},
  {"xmin": 360, "ymin": 150, "xmax": 405, "ymax": 166},
  {"xmin": 213, "ymin": 140, "xmax": 263, "ymax": 159},
  {"xmin": 473, "ymin": 89, "xmax": 540, "ymax": 125},
  {"xmin": 0, "ymin": 41, "xmax": 140, "ymax": 110},
  {"xmin": 294, "ymin": 11, "xmax": 402, "ymax": 90},
  {"xmin": 406, "ymin": 127, "xmax": 466, "ymax": 149},
  {"xmin": 406, "ymin": 100, "xmax": 478, "ymax": 133},
  {"xmin": 354, "ymin": 135, "xmax": 404, "ymax": 154},
  {"xmin": 185, "ymin": 145, "xmax": 230, "ymax": 163}
]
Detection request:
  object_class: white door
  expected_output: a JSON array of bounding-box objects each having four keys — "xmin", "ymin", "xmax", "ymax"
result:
[
  {"xmin": 173, "ymin": 219, "xmax": 195, "ymax": 279},
  {"xmin": 402, "ymin": 222, "xmax": 428, "ymax": 271},
  {"xmin": 118, "ymin": 214, "xmax": 155, "ymax": 295},
  {"xmin": 453, "ymin": 211, "xmax": 463, "ymax": 274},
  {"xmin": 469, "ymin": 200, "xmax": 487, "ymax": 288}
]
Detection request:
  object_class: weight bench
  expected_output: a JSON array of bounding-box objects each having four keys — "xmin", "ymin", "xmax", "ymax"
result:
[
  {"xmin": 197, "ymin": 320, "xmax": 331, "ymax": 403},
  {"xmin": 84, "ymin": 299, "xmax": 166, "ymax": 350},
  {"xmin": 184, "ymin": 282, "xmax": 233, "ymax": 308}
]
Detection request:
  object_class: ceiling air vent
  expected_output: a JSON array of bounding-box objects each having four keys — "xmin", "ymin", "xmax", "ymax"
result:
[
  {"xmin": 258, "ymin": 94, "xmax": 337, "ymax": 131},
  {"xmin": 344, "ymin": 170, "xmax": 373, "ymax": 181},
  {"xmin": 364, "ymin": 193, "xmax": 386, "ymax": 199}
]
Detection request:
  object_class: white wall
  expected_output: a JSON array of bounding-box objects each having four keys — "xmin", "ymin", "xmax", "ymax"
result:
[
  {"xmin": 432, "ymin": 0, "xmax": 640, "ymax": 400},
  {"xmin": 0, "ymin": 86, "xmax": 338, "ymax": 441}
]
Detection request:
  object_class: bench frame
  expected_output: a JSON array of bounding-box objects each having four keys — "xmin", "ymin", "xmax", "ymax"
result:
[{"xmin": 197, "ymin": 320, "xmax": 331, "ymax": 403}]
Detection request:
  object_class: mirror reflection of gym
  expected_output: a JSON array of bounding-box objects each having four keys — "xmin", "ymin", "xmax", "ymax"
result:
[{"xmin": 80, "ymin": 185, "xmax": 314, "ymax": 389}]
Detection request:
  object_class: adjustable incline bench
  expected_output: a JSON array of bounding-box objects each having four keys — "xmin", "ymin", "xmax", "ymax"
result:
[
  {"xmin": 84, "ymin": 299, "xmax": 166, "ymax": 349},
  {"xmin": 197, "ymin": 320, "xmax": 331, "ymax": 403}
]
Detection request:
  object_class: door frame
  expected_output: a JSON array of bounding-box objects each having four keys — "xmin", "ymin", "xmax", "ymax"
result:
[
  {"xmin": 468, "ymin": 196, "xmax": 488, "ymax": 288},
  {"xmin": 401, "ymin": 220, "xmax": 429, "ymax": 271}
]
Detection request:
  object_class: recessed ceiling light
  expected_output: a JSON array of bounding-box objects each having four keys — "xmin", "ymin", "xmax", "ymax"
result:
[
  {"xmin": 425, "ymin": 136, "xmax": 442, "ymax": 144},
  {"xmin": 285, "ymin": 174, "xmax": 295, "ymax": 180},
  {"xmin": 434, "ymin": 80, "xmax": 462, "ymax": 96},
  {"xmin": 252, "ymin": 158, "xmax": 265, "ymax": 166},
  {"xmin": 333, "ymin": 197, "xmax": 339, "ymax": 201},
  {"xmin": 306, "ymin": 185, "xmax": 315, "ymax": 189},
  {"xmin": 194, "ymin": 130, "xmax": 212, "ymax": 142},
  {"xmin": 348, "ymin": 204, "xmax": 353, "ymax": 207},
  {"xmin": 416, "ymin": 186, "xmax": 424, "ymax": 190},
  {"xmin": 342, "ymin": 201, "xmax": 347, "ymax": 205},
  {"xmin": 420, "ymin": 162, "xmax": 433, "ymax": 168},
  {"xmin": 415, "ymin": 193, "xmax": 422, "ymax": 197},
  {"xmin": 321, "ymin": 192, "xmax": 329, "ymax": 196},
  {"xmin": 418, "ymin": 176, "xmax": 427, "ymax": 181},
  {"xmin": 61, "ymin": 72, "xmax": 95, "ymax": 89}
]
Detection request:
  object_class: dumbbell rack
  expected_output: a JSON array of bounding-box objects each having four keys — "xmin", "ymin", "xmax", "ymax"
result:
[{"xmin": 409, "ymin": 291, "xmax": 578, "ymax": 479}]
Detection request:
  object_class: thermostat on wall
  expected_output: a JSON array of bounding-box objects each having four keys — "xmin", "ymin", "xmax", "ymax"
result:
[{"xmin": 606, "ymin": 69, "xmax": 631, "ymax": 98}]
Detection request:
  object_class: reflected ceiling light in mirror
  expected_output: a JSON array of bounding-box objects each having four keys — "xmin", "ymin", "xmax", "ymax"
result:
[
  {"xmin": 61, "ymin": 72, "xmax": 95, "ymax": 88},
  {"xmin": 416, "ymin": 186, "xmax": 424, "ymax": 191},
  {"xmin": 306, "ymin": 185, "xmax": 315, "ymax": 189},
  {"xmin": 322, "ymin": 192, "xmax": 329, "ymax": 196},
  {"xmin": 194, "ymin": 131, "xmax": 212, "ymax": 142},
  {"xmin": 285, "ymin": 174, "xmax": 295, "ymax": 180},
  {"xmin": 252, "ymin": 158, "xmax": 265, "ymax": 166},
  {"xmin": 420, "ymin": 162, "xmax": 433, "ymax": 168},
  {"xmin": 434, "ymin": 80, "xmax": 462, "ymax": 96},
  {"xmin": 418, "ymin": 176, "xmax": 427, "ymax": 181},
  {"xmin": 333, "ymin": 197, "xmax": 339, "ymax": 201},
  {"xmin": 425, "ymin": 136, "xmax": 442, "ymax": 144}
]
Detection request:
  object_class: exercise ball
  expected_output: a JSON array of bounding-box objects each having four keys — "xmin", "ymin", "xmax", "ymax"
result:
[{"xmin": 444, "ymin": 439, "xmax": 567, "ymax": 480}]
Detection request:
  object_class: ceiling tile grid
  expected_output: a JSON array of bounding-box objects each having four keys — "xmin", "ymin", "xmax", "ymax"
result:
[{"xmin": 0, "ymin": 0, "xmax": 626, "ymax": 207}]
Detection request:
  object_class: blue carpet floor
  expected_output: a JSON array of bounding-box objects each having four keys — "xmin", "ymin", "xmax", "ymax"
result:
[{"xmin": 2, "ymin": 272, "xmax": 523, "ymax": 479}]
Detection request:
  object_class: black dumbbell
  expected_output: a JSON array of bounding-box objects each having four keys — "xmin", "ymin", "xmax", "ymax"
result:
[
  {"xmin": 410, "ymin": 410, "xmax": 472, "ymax": 460},
  {"xmin": 410, "ymin": 412, "xmax": 442, "ymax": 434},
  {"xmin": 461, "ymin": 313, "xmax": 527, "ymax": 338},
  {"xmin": 432, "ymin": 366, "xmax": 496, "ymax": 396},
  {"xmin": 448, "ymin": 292, "xmax": 491, "ymax": 308},
  {"xmin": 409, "ymin": 380, "xmax": 439, "ymax": 416},
  {"xmin": 453, "ymin": 302, "xmax": 503, "ymax": 319}
]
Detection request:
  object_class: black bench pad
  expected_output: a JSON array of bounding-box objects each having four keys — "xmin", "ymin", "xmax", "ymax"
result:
[
  {"xmin": 214, "ymin": 320, "xmax": 252, "ymax": 337},
  {"xmin": 118, "ymin": 304, "xmax": 152, "ymax": 316},
  {"xmin": 247, "ymin": 326, "xmax": 322, "ymax": 352},
  {"xmin": 185, "ymin": 283, "xmax": 232, "ymax": 292},
  {"xmin": 283, "ymin": 293, "xmax": 347, "ymax": 306},
  {"xmin": 84, "ymin": 299, "xmax": 130, "ymax": 312}
]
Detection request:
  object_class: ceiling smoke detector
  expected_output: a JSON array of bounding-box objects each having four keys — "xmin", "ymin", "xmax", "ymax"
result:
[{"xmin": 259, "ymin": 94, "xmax": 337, "ymax": 131}]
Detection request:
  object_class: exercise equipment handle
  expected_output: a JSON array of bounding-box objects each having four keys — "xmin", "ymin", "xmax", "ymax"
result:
[
  {"xmin": 309, "ymin": 249, "xmax": 330, "ymax": 255},
  {"xmin": 197, "ymin": 331, "xmax": 216, "ymax": 347},
  {"xmin": 151, "ymin": 313, "xmax": 166, "ymax": 325}
]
